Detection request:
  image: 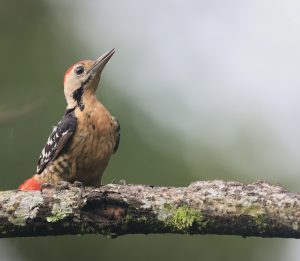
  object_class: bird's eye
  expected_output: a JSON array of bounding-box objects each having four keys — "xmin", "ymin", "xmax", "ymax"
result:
[{"xmin": 75, "ymin": 66, "xmax": 84, "ymax": 75}]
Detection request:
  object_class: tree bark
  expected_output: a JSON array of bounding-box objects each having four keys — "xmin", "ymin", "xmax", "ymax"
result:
[{"xmin": 0, "ymin": 180, "xmax": 300, "ymax": 238}]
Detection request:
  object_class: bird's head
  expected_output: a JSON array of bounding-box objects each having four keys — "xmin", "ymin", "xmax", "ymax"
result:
[{"xmin": 63, "ymin": 48, "xmax": 115, "ymax": 110}]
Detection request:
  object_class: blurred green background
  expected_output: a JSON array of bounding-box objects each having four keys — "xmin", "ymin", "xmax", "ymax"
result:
[{"xmin": 1, "ymin": 0, "xmax": 300, "ymax": 260}]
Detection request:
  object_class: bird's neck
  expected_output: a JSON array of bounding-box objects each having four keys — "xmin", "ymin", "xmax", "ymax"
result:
[
  {"xmin": 82, "ymin": 89, "xmax": 98, "ymax": 104},
  {"xmin": 66, "ymin": 88, "xmax": 99, "ymax": 111}
]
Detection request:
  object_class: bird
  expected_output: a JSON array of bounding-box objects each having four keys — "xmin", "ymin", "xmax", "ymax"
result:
[{"xmin": 19, "ymin": 48, "xmax": 120, "ymax": 191}]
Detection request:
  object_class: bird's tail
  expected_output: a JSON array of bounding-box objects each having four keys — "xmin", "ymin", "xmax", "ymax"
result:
[{"xmin": 18, "ymin": 175, "xmax": 42, "ymax": 191}]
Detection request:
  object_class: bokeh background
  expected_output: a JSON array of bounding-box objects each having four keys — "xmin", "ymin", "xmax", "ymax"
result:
[{"xmin": 1, "ymin": 0, "xmax": 300, "ymax": 260}]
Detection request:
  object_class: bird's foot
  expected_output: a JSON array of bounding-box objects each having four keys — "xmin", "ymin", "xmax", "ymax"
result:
[
  {"xmin": 110, "ymin": 178, "xmax": 126, "ymax": 185},
  {"xmin": 119, "ymin": 179, "xmax": 127, "ymax": 185},
  {"xmin": 56, "ymin": 181, "xmax": 70, "ymax": 190},
  {"xmin": 73, "ymin": 181, "xmax": 85, "ymax": 189},
  {"xmin": 40, "ymin": 182, "xmax": 54, "ymax": 192},
  {"xmin": 40, "ymin": 181, "xmax": 70, "ymax": 192}
]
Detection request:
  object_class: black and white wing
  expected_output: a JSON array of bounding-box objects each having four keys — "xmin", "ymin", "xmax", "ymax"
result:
[{"xmin": 37, "ymin": 109, "xmax": 77, "ymax": 174}]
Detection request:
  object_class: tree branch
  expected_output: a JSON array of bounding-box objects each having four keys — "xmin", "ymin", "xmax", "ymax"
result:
[{"xmin": 0, "ymin": 180, "xmax": 299, "ymax": 238}]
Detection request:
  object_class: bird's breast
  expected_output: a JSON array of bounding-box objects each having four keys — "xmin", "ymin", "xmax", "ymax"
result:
[{"xmin": 68, "ymin": 100, "xmax": 118, "ymax": 184}]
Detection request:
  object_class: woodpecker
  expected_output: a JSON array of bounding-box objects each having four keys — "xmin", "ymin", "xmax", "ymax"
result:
[{"xmin": 19, "ymin": 49, "xmax": 120, "ymax": 191}]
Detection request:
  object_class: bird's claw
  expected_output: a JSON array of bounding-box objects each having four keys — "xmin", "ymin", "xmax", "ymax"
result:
[
  {"xmin": 119, "ymin": 179, "xmax": 127, "ymax": 185},
  {"xmin": 56, "ymin": 181, "xmax": 70, "ymax": 190},
  {"xmin": 73, "ymin": 181, "xmax": 85, "ymax": 188},
  {"xmin": 109, "ymin": 178, "xmax": 126, "ymax": 185},
  {"xmin": 40, "ymin": 181, "xmax": 70, "ymax": 192},
  {"xmin": 40, "ymin": 182, "xmax": 54, "ymax": 192}
]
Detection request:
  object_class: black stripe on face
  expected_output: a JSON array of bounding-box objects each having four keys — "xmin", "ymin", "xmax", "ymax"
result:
[
  {"xmin": 72, "ymin": 75, "xmax": 93, "ymax": 111},
  {"xmin": 73, "ymin": 86, "xmax": 84, "ymax": 111}
]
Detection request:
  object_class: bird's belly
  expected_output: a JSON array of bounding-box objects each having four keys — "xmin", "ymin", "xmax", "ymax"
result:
[
  {"xmin": 68, "ymin": 125, "xmax": 115, "ymax": 185},
  {"xmin": 77, "ymin": 135, "xmax": 111, "ymax": 185}
]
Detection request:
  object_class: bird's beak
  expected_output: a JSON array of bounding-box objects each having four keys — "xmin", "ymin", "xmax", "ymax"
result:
[{"xmin": 87, "ymin": 48, "xmax": 115, "ymax": 76}]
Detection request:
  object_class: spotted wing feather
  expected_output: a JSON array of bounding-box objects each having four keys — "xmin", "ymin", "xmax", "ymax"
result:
[{"xmin": 37, "ymin": 110, "xmax": 77, "ymax": 174}]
